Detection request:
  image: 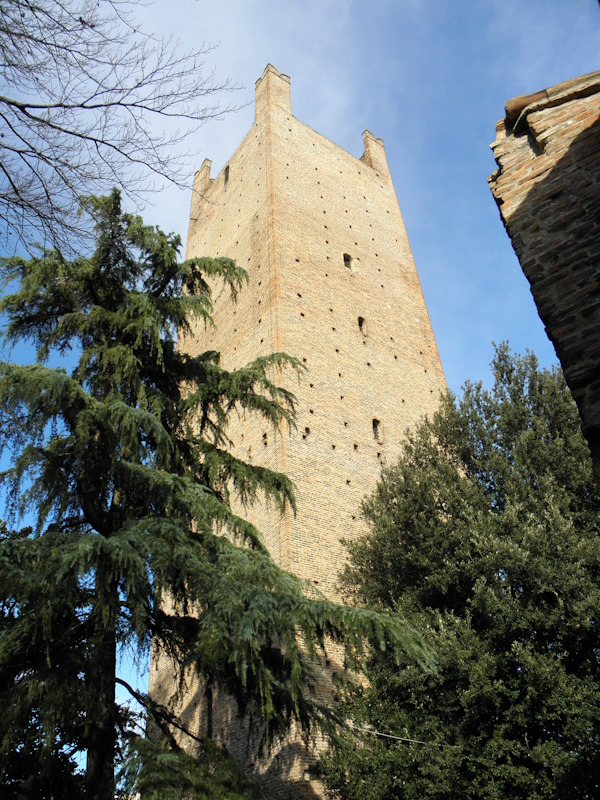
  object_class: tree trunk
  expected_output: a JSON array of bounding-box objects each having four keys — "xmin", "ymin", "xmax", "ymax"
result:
[{"xmin": 86, "ymin": 557, "xmax": 117, "ymax": 800}]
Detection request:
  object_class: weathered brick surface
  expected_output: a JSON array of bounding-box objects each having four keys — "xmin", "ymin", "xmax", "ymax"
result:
[
  {"xmin": 149, "ymin": 64, "xmax": 445, "ymax": 798},
  {"xmin": 489, "ymin": 71, "xmax": 600, "ymax": 486}
]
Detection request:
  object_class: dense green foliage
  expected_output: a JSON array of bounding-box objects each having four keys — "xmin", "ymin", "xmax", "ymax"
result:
[
  {"xmin": 0, "ymin": 191, "xmax": 427, "ymax": 799},
  {"xmin": 323, "ymin": 347, "xmax": 600, "ymax": 800},
  {"xmin": 119, "ymin": 737, "xmax": 263, "ymax": 800}
]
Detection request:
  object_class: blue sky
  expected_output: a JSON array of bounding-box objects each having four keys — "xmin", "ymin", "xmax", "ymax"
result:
[{"xmin": 135, "ymin": 0, "xmax": 600, "ymax": 393}]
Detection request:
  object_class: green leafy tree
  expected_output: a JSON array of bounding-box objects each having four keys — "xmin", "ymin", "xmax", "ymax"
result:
[
  {"xmin": 323, "ymin": 346, "xmax": 600, "ymax": 800},
  {"xmin": 0, "ymin": 190, "xmax": 428, "ymax": 800}
]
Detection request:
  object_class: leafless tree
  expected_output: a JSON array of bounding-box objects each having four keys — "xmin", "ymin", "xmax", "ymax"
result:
[{"xmin": 0, "ymin": 0, "xmax": 235, "ymax": 251}]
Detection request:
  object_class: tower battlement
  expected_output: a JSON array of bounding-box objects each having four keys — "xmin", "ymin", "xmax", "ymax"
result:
[
  {"xmin": 255, "ymin": 63, "xmax": 291, "ymax": 117},
  {"xmin": 191, "ymin": 65, "xmax": 393, "ymax": 219}
]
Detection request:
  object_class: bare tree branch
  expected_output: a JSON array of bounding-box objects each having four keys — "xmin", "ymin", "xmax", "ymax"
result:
[{"xmin": 0, "ymin": 0, "xmax": 237, "ymax": 253}]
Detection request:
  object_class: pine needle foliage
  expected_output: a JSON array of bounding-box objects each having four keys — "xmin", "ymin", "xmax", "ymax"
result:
[
  {"xmin": 119, "ymin": 737, "xmax": 263, "ymax": 800},
  {"xmin": 0, "ymin": 190, "xmax": 429, "ymax": 800},
  {"xmin": 322, "ymin": 346, "xmax": 600, "ymax": 800}
]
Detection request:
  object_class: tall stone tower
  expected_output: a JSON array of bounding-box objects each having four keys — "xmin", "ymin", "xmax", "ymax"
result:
[{"xmin": 151, "ymin": 64, "xmax": 446, "ymax": 797}]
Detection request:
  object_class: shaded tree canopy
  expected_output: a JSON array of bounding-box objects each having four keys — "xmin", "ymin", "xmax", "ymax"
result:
[
  {"xmin": 323, "ymin": 346, "xmax": 600, "ymax": 800},
  {"xmin": 0, "ymin": 0, "xmax": 233, "ymax": 251},
  {"xmin": 0, "ymin": 191, "xmax": 428, "ymax": 800}
]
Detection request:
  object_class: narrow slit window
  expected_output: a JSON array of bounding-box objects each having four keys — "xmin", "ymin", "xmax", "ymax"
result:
[
  {"xmin": 343, "ymin": 253, "xmax": 352, "ymax": 269},
  {"xmin": 358, "ymin": 316, "xmax": 366, "ymax": 335},
  {"xmin": 372, "ymin": 418, "xmax": 382, "ymax": 441},
  {"xmin": 224, "ymin": 165, "xmax": 230, "ymax": 185}
]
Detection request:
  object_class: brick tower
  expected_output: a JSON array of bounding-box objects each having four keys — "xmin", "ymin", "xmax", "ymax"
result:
[{"xmin": 150, "ymin": 64, "xmax": 446, "ymax": 797}]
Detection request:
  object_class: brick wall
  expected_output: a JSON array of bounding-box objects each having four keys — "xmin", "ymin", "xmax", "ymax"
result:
[
  {"xmin": 149, "ymin": 64, "xmax": 446, "ymax": 798},
  {"xmin": 489, "ymin": 71, "xmax": 600, "ymax": 485}
]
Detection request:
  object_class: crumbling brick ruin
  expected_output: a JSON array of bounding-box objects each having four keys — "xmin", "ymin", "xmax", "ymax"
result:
[{"xmin": 489, "ymin": 71, "xmax": 600, "ymax": 486}]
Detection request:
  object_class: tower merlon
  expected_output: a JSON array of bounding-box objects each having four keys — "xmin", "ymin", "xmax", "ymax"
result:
[
  {"xmin": 255, "ymin": 63, "xmax": 291, "ymax": 119},
  {"xmin": 361, "ymin": 129, "xmax": 391, "ymax": 177},
  {"xmin": 190, "ymin": 159, "xmax": 212, "ymax": 220}
]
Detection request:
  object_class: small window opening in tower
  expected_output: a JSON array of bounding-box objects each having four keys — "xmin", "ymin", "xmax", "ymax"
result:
[
  {"xmin": 343, "ymin": 253, "xmax": 352, "ymax": 269},
  {"xmin": 372, "ymin": 418, "xmax": 382, "ymax": 441},
  {"xmin": 358, "ymin": 316, "xmax": 366, "ymax": 335},
  {"xmin": 224, "ymin": 165, "xmax": 230, "ymax": 185}
]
